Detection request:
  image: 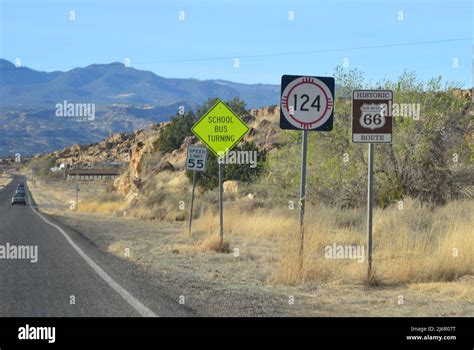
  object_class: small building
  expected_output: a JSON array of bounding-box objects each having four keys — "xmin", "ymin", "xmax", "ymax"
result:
[{"xmin": 66, "ymin": 168, "xmax": 121, "ymax": 181}]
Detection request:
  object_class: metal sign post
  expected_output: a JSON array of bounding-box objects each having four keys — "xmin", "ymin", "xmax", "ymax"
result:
[
  {"xmin": 218, "ymin": 161, "xmax": 224, "ymax": 247},
  {"xmin": 367, "ymin": 143, "xmax": 374, "ymax": 278},
  {"xmin": 75, "ymin": 183, "xmax": 79, "ymax": 210},
  {"xmin": 298, "ymin": 130, "xmax": 308, "ymax": 271},
  {"xmin": 188, "ymin": 170, "xmax": 197, "ymax": 235}
]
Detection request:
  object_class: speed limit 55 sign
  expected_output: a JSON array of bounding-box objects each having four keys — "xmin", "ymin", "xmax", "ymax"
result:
[
  {"xmin": 186, "ymin": 146, "xmax": 208, "ymax": 172},
  {"xmin": 352, "ymin": 90, "xmax": 393, "ymax": 143},
  {"xmin": 280, "ymin": 75, "xmax": 335, "ymax": 131}
]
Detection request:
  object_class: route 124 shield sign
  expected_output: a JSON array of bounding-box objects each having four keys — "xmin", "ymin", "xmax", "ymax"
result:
[{"xmin": 280, "ymin": 75, "xmax": 335, "ymax": 131}]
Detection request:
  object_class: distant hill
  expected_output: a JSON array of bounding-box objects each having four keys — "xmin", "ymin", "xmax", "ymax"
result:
[
  {"xmin": 0, "ymin": 59, "xmax": 280, "ymax": 109},
  {"xmin": 0, "ymin": 59, "xmax": 282, "ymax": 156},
  {"xmin": 0, "ymin": 103, "xmax": 193, "ymax": 156}
]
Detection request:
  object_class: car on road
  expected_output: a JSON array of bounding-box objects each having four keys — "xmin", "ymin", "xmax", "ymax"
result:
[
  {"xmin": 11, "ymin": 193, "xmax": 26, "ymax": 205},
  {"xmin": 15, "ymin": 189, "xmax": 26, "ymax": 196}
]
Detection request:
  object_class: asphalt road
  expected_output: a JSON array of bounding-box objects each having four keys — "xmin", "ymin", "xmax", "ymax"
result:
[{"xmin": 0, "ymin": 175, "xmax": 193, "ymax": 317}]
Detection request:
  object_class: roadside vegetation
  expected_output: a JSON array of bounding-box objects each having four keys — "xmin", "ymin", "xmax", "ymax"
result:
[{"xmin": 0, "ymin": 173, "xmax": 12, "ymax": 189}]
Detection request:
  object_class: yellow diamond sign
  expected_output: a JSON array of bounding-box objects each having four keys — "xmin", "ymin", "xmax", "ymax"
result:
[{"xmin": 191, "ymin": 100, "xmax": 249, "ymax": 156}]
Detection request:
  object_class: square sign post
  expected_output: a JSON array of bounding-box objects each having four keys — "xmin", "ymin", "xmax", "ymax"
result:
[
  {"xmin": 186, "ymin": 146, "xmax": 208, "ymax": 235},
  {"xmin": 75, "ymin": 183, "xmax": 80, "ymax": 211},
  {"xmin": 352, "ymin": 90, "xmax": 393, "ymax": 282},
  {"xmin": 280, "ymin": 75, "xmax": 335, "ymax": 272},
  {"xmin": 191, "ymin": 100, "xmax": 249, "ymax": 247}
]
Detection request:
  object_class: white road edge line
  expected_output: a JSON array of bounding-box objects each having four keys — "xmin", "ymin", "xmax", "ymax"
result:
[{"xmin": 25, "ymin": 181, "xmax": 158, "ymax": 317}]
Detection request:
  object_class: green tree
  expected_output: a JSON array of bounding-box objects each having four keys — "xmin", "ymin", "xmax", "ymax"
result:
[
  {"xmin": 29, "ymin": 156, "xmax": 56, "ymax": 177},
  {"xmin": 376, "ymin": 74, "xmax": 472, "ymax": 205},
  {"xmin": 155, "ymin": 111, "xmax": 196, "ymax": 153},
  {"xmin": 196, "ymin": 97, "xmax": 248, "ymax": 119}
]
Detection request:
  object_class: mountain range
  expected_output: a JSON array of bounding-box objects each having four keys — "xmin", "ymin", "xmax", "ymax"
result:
[
  {"xmin": 0, "ymin": 59, "xmax": 279, "ymax": 109},
  {"xmin": 0, "ymin": 59, "xmax": 280, "ymax": 156}
]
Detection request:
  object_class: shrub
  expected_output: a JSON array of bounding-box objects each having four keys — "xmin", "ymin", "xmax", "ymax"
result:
[
  {"xmin": 154, "ymin": 111, "xmax": 196, "ymax": 153},
  {"xmin": 262, "ymin": 68, "xmax": 472, "ymax": 208},
  {"xmin": 29, "ymin": 157, "xmax": 56, "ymax": 177}
]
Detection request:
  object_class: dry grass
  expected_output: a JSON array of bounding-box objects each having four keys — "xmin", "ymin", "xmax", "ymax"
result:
[
  {"xmin": 26, "ymin": 177, "xmax": 120, "ymax": 215},
  {"xmin": 0, "ymin": 174, "xmax": 12, "ymax": 189},
  {"xmin": 26, "ymin": 177, "xmax": 132, "ymax": 217},
  {"xmin": 190, "ymin": 206, "xmax": 296, "ymax": 238},
  {"xmin": 196, "ymin": 235, "xmax": 230, "ymax": 253},
  {"xmin": 409, "ymin": 277, "xmax": 474, "ymax": 300},
  {"xmin": 76, "ymin": 199, "xmax": 127, "ymax": 214},
  {"xmin": 191, "ymin": 200, "xmax": 474, "ymax": 287},
  {"xmin": 107, "ymin": 241, "xmax": 131, "ymax": 258},
  {"xmin": 127, "ymin": 206, "xmax": 162, "ymax": 220}
]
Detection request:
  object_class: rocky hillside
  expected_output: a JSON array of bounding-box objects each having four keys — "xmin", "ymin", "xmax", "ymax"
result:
[
  {"xmin": 114, "ymin": 106, "xmax": 280, "ymax": 202},
  {"xmin": 33, "ymin": 106, "xmax": 280, "ymax": 202}
]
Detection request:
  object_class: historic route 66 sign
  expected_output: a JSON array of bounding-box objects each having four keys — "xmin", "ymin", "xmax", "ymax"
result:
[{"xmin": 352, "ymin": 90, "xmax": 393, "ymax": 143}]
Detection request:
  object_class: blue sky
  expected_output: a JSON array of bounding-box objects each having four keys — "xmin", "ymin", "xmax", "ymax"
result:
[{"xmin": 0, "ymin": 0, "xmax": 472, "ymax": 86}]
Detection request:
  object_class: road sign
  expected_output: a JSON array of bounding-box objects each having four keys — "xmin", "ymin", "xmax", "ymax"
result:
[
  {"xmin": 191, "ymin": 100, "xmax": 249, "ymax": 156},
  {"xmin": 352, "ymin": 90, "xmax": 393, "ymax": 143},
  {"xmin": 280, "ymin": 75, "xmax": 335, "ymax": 131},
  {"xmin": 186, "ymin": 146, "xmax": 208, "ymax": 172}
]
